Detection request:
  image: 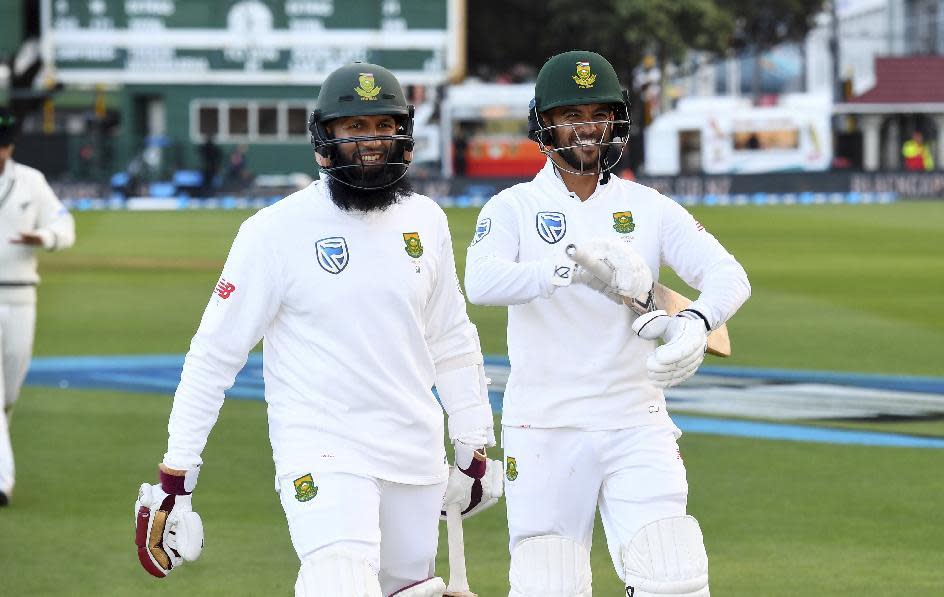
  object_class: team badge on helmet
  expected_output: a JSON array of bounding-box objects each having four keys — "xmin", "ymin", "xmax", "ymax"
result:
[
  {"xmin": 471, "ymin": 218, "xmax": 491, "ymax": 246},
  {"xmin": 293, "ymin": 474, "xmax": 319, "ymax": 502},
  {"xmin": 403, "ymin": 232, "xmax": 424, "ymax": 258},
  {"xmin": 612, "ymin": 211, "xmax": 636, "ymax": 233},
  {"xmin": 316, "ymin": 237, "xmax": 350, "ymax": 274},
  {"xmin": 355, "ymin": 72, "xmax": 381, "ymax": 100},
  {"xmin": 573, "ymin": 61, "xmax": 596, "ymax": 89},
  {"xmin": 505, "ymin": 456, "xmax": 518, "ymax": 481},
  {"xmin": 536, "ymin": 211, "xmax": 567, "ymax": 244}
]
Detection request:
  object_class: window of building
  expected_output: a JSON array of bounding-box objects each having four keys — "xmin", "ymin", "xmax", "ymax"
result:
[
  {"xmin": 258, "ymin": 106, "xmax": 279, "ymax": 137},
  {"xmin": 190, "ymin": 101, "xmax": 314, "ymax": 142},
  {"xmin": 198, "ymin": 106, "xmax": 219, "ymax": 136}
]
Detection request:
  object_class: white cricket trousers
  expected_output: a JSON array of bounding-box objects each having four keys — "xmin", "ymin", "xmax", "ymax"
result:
[
  {"xmin": 503, "ymin": 424, "xmax": 689, "ymax": 582},
  {"xmin": 0, "ymin": 302, "xmax": 36, "ymax": 497},
  {"xmin": 277, "ymin": 471, "xmax": 447, "ymax": 596}
]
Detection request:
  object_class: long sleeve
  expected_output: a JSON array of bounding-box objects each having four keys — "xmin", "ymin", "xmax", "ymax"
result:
[
  {"xmin": 659, "ymin": 199, "xmax": 751, "ymax": 329},
  {"xmin": 163, "ymin": 217, "xmax": 283, "ymax": 470},
  {"xmin": 32, "ymin": 170, "xmax": 75, "ymax": 251},
  {"xmin": 464, "ymin": 195, "xmax": 557, "ymax": 306},
  {"xmin": 425, "ymin": 212, "xmax": 492, "ymax": 437}
]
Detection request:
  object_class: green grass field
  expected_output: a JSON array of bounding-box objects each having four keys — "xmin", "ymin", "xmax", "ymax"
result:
[{"xmin": 1, "ymin": 203, "xmax": 943, "ymax": 595}]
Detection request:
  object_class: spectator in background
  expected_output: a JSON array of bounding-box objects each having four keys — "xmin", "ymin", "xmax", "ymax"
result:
[
  {"xmin": 224, "ymin": 144, "xmax": 251, "ymax": 192},
  {"xmin": 902, "ymin": 130, "xmax": 934, "ymax": 171},
  {"xmin": 198, "ymin": 134, "xmax": 222, "ymax": 196},
  {"xmin": 0, "ymin": 106, "xmax": 76, "ymax": 507}
]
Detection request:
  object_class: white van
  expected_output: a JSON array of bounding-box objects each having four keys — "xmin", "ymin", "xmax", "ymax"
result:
[{"xmin": 644, "ymin": 93, "xmax": 832, "ymax": 175}]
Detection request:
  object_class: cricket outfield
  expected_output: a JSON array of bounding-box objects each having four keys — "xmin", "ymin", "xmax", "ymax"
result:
[{"xmin": 1, "ymin": 203, "xmax": 942, "ymax": 595}]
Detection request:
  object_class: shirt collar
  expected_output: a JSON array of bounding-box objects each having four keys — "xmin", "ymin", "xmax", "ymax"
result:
[{"xmin": 534, "ymin": 158, "xmax": 609, "ymax": 202}]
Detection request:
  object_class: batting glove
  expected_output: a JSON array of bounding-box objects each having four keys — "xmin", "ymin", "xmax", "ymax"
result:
[
  {"xmin": 633, "ymin": 309, "xmax": 709, "ymax": 388},
  {"xmin": 441, "ymin": 440, "xmax": 503, "ymax": 520},
  {"xmin": 561, "ymin": 238, "xmax": 653, "ymax": 301},
  {"xmin": 134, "ymin": 465, "xmax": 204, "ymax": 578}
]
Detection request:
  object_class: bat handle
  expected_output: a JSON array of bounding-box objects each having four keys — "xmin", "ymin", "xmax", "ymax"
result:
[{"xmin": 445, "ymin": 503, "xmax": 473, "ymax": 594}]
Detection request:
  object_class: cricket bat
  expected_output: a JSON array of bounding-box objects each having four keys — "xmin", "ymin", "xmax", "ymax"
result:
[
  {"xmin": 444, "ymin": 504, "xmax": 477, "ymax": 597},
  {"xmin": 444, "ymin": 450, "xmax": 487, "ymax": 597},
  {"xmin": 566, "ymin": 243, "xmax": 731, "ymax": 357}
]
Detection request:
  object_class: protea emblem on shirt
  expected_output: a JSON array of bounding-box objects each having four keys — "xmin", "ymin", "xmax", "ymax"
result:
[
  {"xmin": 536, "ymin": 211, "xmax": 566, "ymax": 244},
  {"xmin": 293, "ymin": 473, "xmax": 318, "ymax": 502},
  {"xmin": 403, "ymin": 232, "xmax": 424, "ymax": 258},
  {"xmin": 572, "ymin": 61, "xmax": 596, "ymax": 89},
  {"xmin": 355, "ymin": 73, "xmax": 381, "ymax": 100},
  {"xmin": 612, "ymin": 211, "xmax": 635, "ymax": 233},
  {"xmin": 471, "ymin": 217, "xmax": 491, "ymax": 246},
  {"xmin": 316, "ymin": 237, "xmax": 349, "ymax": 274},
  {"xmin": 505, "ymin": 456, "xmax": 518, "ymax": 481}
]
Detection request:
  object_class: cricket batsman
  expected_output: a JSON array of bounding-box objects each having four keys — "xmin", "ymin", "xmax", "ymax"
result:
[
  {"xmin": 133, "ymin": 63, "xmax": 502, "ymax": 596},
  {"xmin": 465, "ymin": 51, "xmax": 751, "ymax": 596},
  {"xmin": 0, "ymin": 106, "xmax": 76, "ymax": 507}
]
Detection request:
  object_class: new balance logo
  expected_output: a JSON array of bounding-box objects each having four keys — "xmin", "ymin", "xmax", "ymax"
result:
[{"xmin": 215, "ymin": 279, "xmax": 236, "ymax": 299}]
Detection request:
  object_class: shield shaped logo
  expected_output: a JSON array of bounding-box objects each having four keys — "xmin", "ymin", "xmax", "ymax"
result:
[
  {"xmin": 536, "ymin": 211, "xmax": 567, "ymax": 244},
  {"xmin": 612, "ymin": 211, "xmax": 636, "ymax": 233},
  {"xmin": 573, "ymin": 61, "xmax": 597, "ymax": 88},
  {"xmin": 506, "ymin": 456, "xmax": 518, "ymax": 481},
  {"xmin": 471, "ymin": 217, "xmax": 491, "ymax": 246},
  {"xmin": 403, "ymin": 232, "xmax": 424, "ymax": 258},
  {"xmin": 316, "ymin": 237, "xmax": 349, "ymax": 274},
  {"xmin": 293, "ymin": 473, "xmax": 318, "ymax": 502},
  {"xmin": 355, "ymin": 72, "xmax": 381, "ymax": 100}
]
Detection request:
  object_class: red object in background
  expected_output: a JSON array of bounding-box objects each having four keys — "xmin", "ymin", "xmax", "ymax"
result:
[{"xmin": 463, "ymin": 137, "xmax": 545, "ymax": 177}]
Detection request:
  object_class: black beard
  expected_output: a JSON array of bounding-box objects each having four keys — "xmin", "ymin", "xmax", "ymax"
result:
[
  {"xmin": 558, "ymin": 145, "xmax": 601, "ymax": 173},
  {"xmin": 325, "ymin": 174, "xmax": 413, "ymax": 212}
]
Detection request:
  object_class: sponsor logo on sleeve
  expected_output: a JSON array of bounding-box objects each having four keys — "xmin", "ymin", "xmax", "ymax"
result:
[
  {"xmin": 215, "ymin": 278, "xmax": 236, "ymax": 299},
  {"xmin": 535, "ymin": 211, "xmax": 566, "ymax": 244},
  {"xmin": 293, "ymin": 473, "xmax": 319, "ymax": 502},
  {"xmin": 315, "ymin": 237, "xmax": 350, "ymax": 274},
  {"xmin": 471, "ymin": 217, "xmax": 491, "ymax": 246}
]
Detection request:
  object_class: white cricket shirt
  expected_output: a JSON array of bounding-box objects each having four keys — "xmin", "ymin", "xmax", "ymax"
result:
[
  {"xmin": 465, "ymin": 160, "xmax": 750, "ymax": 430},
  {"xmin": 0, "ymin": 159, "xmax": 76, "ymax": 304},
  {"xmin": 165, "ymin": 181, "xmax": 484, "ymax": 485}
]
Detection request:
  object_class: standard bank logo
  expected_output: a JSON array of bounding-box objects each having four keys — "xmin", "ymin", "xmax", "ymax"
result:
[
  {"xmin": 536, "ymin": 211, "xmax": 566, "ymax": 244},
  {"xmin": 316, "ymin": 237, "xmax": 349, "ymax": 274},
  {"xmin": 471, "ymin": 217, "xmax": 491, "ymax": 246}
]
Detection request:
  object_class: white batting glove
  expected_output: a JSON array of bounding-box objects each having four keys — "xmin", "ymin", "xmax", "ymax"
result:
[
  {"xmin": 441, "ymin": 440, "xmax": 503, "ymax": 520},
  {"xmin": 134, "ymin": 466, "xmax": 204, "ymax": 578},
  {"xmin": 632, "ymin": 309, "xmax": 709, "ymax": 388},
  {"xmin": 565, "ymin": 238, "xmax": 653, "ymax": 300}
]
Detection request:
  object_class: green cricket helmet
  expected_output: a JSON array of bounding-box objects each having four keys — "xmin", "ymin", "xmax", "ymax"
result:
[
  {"xmin": 308, "ymin": 62, "xmax": 415, "ymax": 189},
  {"xmin": 528, "ymin": 51, "xmax": 631, "ymax": 177}
]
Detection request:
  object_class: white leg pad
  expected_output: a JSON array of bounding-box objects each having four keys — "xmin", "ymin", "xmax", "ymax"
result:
[
  {"xmin": 295, "ymin": 546, "xmax": 383, "ymax": 597},
  {"xmin": 621, "ymin": 515, "xmax": 710, "ymax": 597},
  {"xmin": 508, "ymin": 535, "xmax": 592, "ymax": 597},
  {"xmin": 390, "ymin": 577, "xmax": 446, "ymax": 596}
]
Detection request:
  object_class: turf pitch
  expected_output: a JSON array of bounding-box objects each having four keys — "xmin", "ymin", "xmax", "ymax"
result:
[{"xmin": 1, "ymin": 203, "xmax": 942, "ymax": 595}]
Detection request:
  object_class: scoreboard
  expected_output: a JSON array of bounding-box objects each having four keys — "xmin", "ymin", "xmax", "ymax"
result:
[{"xmin": 42, "ymin": 0, "xmax": 464, "ymax": 85}]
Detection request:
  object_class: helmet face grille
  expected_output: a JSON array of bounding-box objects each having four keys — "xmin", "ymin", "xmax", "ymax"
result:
[
  {"xmin": 528, "ymin": 97, "xmax": 631, "ymax": 177},
  {"xmin": 312, "ymin": 134, "xmax": 414, "ymax": 190}
]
